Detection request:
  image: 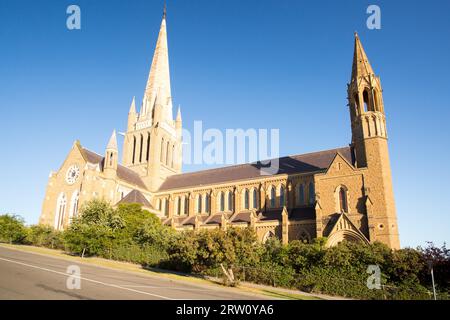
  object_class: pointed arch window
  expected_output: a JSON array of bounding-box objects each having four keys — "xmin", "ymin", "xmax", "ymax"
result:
[
  {"xmin": 298, "ymin": 184, "xmax": 305, "ymax": 206},
  {"xmin": 157, "ymin": 198, "xmax": 161, "ymax": 211},
  {"xmin": 175, "ymin": 197, "xmax": 180, "ymax": 215},
  {"xmin": 363, "ymin": 89, "xmax": 371, "ymax": 112},
  {"xmin": 339, "ymin": 187, "xmax": 348, "ymax": 213},
  {"xmin": 243, "ymin": 189, "xmax": 249, "ymax": 210},
  {"xmin": 171, "ymin": 144, "xmax": 175, "ymax": 167},
  {"xmin": 55, "ymin": 193, "xmax": 67, "ymax": 230},
  {"xmin": 132, "ymin": 136, "xmax": 137, "ymax": 164},
  {"xmin": 279, "ymin": 186, "xmax": 285, "ymax": 207},
  {"xmin": 146, "ymin": 133, "xmax": 150, "ymax": 161},
  {"xmin": 227, "ymin": 191, "xmax": 233, "ymax": 212},
  {"xmin": 69, "ymin": 191, "xmax": 79, "ymax": 220},
  {"xmin": 308, "ymin": 182, "xmax": 315, "ymax": 205},
  {"xmin": 197, "ymin": 194, "xmax": 202, "ymax": 213},
  {"xmin": 219, "ymin": 192, "xmax": 225, "ymax": 212},
  {"xmin": 165, "ymin": 198, "xmax": 169, "ymax": 216},
  {"xmin": 165, "ymin": 141, "xmax": 170, "ymax": 166},
  {"xmin": 252, "ymin": 188, "xmax": 258, "ymax": 209},
  {"xmin": 184, "ymin": 196, "xmax": 189, "ymax": 215},
  {"xmin": 270, "ymin": 186, "xmax": 276, "ymax": 208},
  {"xmin": 160, "ymin": 139, "xmax": 165, "ymax": 162},
  {"xmin": 205, "ymin": 193, "xmax": 210, "ymax": 214},
  {"xmin": 139, "ymin": 134, "xmax": 144, "ymax": 162}
]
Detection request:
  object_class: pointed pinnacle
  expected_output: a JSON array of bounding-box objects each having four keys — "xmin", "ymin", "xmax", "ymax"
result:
[
  {"xmin": 107, "ymin": 130, "xmax": 118, "ymax": 150},
  {"xmin": 129, "ymin": 96, "xmax": 136, "ymax": 114}
]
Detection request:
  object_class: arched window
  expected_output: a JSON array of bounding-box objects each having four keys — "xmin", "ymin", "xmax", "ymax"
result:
[
  {"xmin": 219, "ymin": 192, "xmax": 225, "ymax": 212},
  {"xmin": 146, "ymin": 133, "xmax": 150, "ymax": 161},
  {"xmin": 339, "ymin": 187, "xmax": 348, "ymax": 213},
  {"xmin": 69, "ymin": 191, "xmax": 79, "ymax": 220},
  {"xmin": 132, "ymin": 136, "xmax": 137, "ymax": 164},
  {"xmin": 270, "ymin": 186, "xmax": 276, "ymax": 208},
  {"xmin": 279, "ymin": 186, "xmax": 285, "ymax": 207},
  {"xmin": 184, "ymin": 196, "xmax": 189, "ymax": 215},
  {"xmin": 298, "ymin": 184, "xmax": 305, "ymax": 206},
  {"xmin": 166, "ymin": 141, "xmax": 170, "ymax": 166},
  {"xmin": 54, "ymin": 193, "xmax": 67, "ymax": 230},
  {"xmin": 205, "ymin": 193, "xmax": 210, "ymax": 213},
  {"xmin": 177, "ymin": 197, "xmax": 182, "ymax": 215},
  {"xmin": 109, "ymin": 152, "xmax": 114, "ymax": 166},
  {"xmin": 139, "ymin": 134, "xmax": 144, "ymax": 162},
  {"xmin": 171, "ymin": 145, "xmax": 175, "ymax": 167},
  {"xmin": 363, "ymin": 89, "xmax": 371, "ymax": 112},
  {"xmin": 227, "ymin": 191, "xmax": 233, "ymax": 212},
  {"xmin": 197, "ymin": 194, "xmax": 202, "ymax": 213},
  {"xmin": 252, "ymin": 188, "xmax": 258, "ymax": 209},
  {"xmin": 157, "ymin": 198, "xmax": 161, "ymax": 211},
  {"xmin": 308, "ymin": 182, "xmax": 315, "ymax": 205},
  {"xmin": 165, "ymin": 198, "xmax": 169, "ymax": 216},
  {"xmin": 160, "ymin": 139, "xmax": 165, "ymax": 162},
  {"xmin": 242, "ymin": 189, "xmax": 250, "ymax": 210}
]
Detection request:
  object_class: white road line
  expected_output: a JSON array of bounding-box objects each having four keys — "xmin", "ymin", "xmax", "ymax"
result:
[
  {"xmin": 0, "ymin": 256, "xmax": 175, "ymax": 300},
  {"xmin": 119, "ymin": 285, "xmax": 211, "ymax": 291}
]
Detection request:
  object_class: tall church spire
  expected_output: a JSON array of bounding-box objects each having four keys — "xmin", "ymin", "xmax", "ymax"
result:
[
  {"xmin": 143, "ymin": 7, "xmax": 172, "ymax": 120},
  {"xmin": 351, "ymin": 32, "xmax": 375, "ymax": 82}
]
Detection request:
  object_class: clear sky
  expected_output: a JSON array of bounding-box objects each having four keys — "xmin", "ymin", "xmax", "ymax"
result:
[{"xmin": 1, "ymin": 0, "xmax": 449, "ymax": 248}]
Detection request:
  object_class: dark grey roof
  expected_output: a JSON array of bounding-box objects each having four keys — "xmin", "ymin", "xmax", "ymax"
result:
[
  {"xmin": 158, "ymin": 147, "xmax": 353, "ymax": 191},
  {"xmin": 231, "ymin": 211, "xmax": 253, "ymax": 223},
  {"xmin": 81, "ymin": 148, "xmax": 147, "ymax": 189},
  {"xmin": 116, "ymin": 189, "xmax": 152, "ymax": 208}
]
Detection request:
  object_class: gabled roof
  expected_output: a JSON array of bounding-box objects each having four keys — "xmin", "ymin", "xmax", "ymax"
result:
[
  {"xmin": 80, "ymin": 148, "xmax": 147, "ymax": 189},
  {"xmin": 116, "ymin": 189, "xmax": 152, "ymax": 208},
  {"xmin": 158, "ymin": 147, "xmax": 353, "ymax": 191}
]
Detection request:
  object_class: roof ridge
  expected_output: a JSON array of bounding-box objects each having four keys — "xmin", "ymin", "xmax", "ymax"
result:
[{"xmin": 165, "ymin": 146, "xmax": 350, "ymax": 179}]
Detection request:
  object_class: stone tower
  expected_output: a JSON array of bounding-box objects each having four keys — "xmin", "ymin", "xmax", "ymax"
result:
[
  {"xmin": 347, "ymin": 33, "xmax": 400, "ymax": 249},
  {"xmin": 122, "ymin": 9, "xmax": 182, "ymax": 191}
]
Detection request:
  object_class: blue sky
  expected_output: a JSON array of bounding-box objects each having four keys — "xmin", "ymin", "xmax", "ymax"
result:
[{"xmin": 1, "ymin": 0, "xmax": 449, "ymax": 248}]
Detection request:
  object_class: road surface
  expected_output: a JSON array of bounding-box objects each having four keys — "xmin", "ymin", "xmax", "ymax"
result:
[{"xmin": 0, "ymin": 246, "xmax": 269, "ymax": 300}]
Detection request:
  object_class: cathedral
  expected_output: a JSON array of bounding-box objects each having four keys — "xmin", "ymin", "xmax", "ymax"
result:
[{"xmin": 39, "ymin": 10, "xmax": 400, "ymax": 249}]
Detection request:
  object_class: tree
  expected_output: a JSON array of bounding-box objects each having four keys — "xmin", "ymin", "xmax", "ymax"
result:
[{"xmin": 0, "ymin": 214, "xmax": 28, "ymax": 244}]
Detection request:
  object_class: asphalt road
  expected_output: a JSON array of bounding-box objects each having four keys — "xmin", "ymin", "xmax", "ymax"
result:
[{"xmin": 0, "ymin": 246, "xmax": 269, "ymax": 300}]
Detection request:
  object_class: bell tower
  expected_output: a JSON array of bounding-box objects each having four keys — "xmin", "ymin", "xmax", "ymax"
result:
[
  {"xmin": 122, "ymin": 7, "xmax": 182, "ymax": 191},
  {"xmin": 347, "ymin": 33, "xmax": 400, "ymax": 249}
]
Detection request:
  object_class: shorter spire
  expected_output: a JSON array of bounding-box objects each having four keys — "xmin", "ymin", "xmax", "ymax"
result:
[
  {"xmin": 106, "ymin": 130, "xmax": 118, "ymax": 150},
  {"xmin": 129, "ymin": 96, "xmax": 136, "ymax": 114},
  {"xmin": 176, "ymin": 105, "xmax": 182, "ymax": 122}
]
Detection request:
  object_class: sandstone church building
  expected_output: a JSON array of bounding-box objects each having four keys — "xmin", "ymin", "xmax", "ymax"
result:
[{"xmin": 39, "ymin": 10, "xmax": 400, "ymax": 249}]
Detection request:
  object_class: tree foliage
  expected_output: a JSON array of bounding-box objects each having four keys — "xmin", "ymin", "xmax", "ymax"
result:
[
  {"xmin": 1, "ymin": 205, "xmax": 449, "ymax": 300},
  {"xmin": 0, "ymin": 214, "xmax": 28, "ymax": 244}
]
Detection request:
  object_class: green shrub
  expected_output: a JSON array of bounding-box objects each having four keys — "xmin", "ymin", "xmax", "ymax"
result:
[
  {"xmin": 0, "ymin": 214, "xmax": 28, "ymax": 244},
  {"xmin": 26, "ymin": 224, "xmax": 64, "ymax": 249}
]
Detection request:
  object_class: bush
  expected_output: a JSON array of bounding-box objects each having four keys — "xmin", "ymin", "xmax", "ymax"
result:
[
  {"xmin": 26, "ymin": 224, "xmax": 63, "ymax": 249},
  {"xmin": 5, "ymin": 202, "xmax": 449, "ymax": 300},
  {"xmin": 0, "ymin": 214, "xmax": 28, "ymax": 244}
]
